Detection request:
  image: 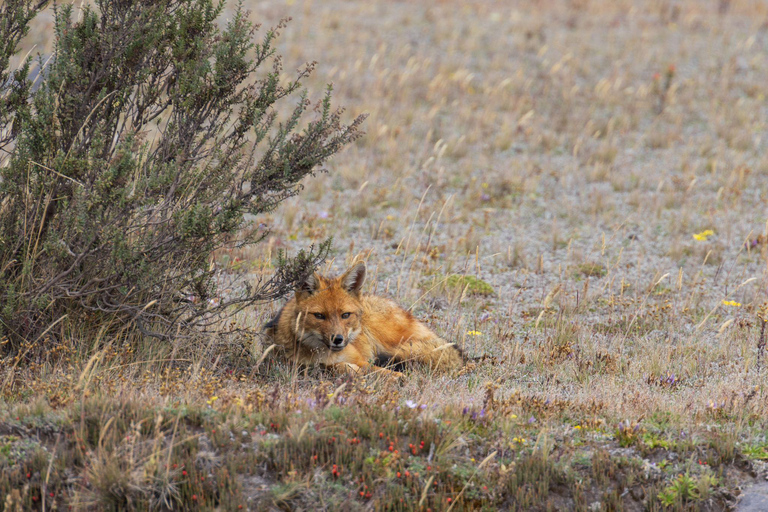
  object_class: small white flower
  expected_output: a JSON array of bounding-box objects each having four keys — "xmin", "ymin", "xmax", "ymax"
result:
[{"xmin": 405, "ymin": 400, "xmax": 418, "ymax": 409}]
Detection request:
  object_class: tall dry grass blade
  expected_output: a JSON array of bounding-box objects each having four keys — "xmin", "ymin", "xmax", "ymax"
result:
[
  {"xmin": 418, "ymin": 475, "xmax": 435, "ymax": 508},
  {"xmin": 42, "ymin": 433, "xmax": 60, "ymax": 512},
  {"xmin": 27, "ymin": 159, "xmax": 85, "ymax": 187},
  {"xmin": 446, "ymin": 450, "xmax": 497, "ymax": 512},
  {"xmin": 324, "ymin": 382, "xmax": 347, "ymax": 409},
  {"xmin": 256, "ymin": 343, "xmax": 277, "ymax": 369}
]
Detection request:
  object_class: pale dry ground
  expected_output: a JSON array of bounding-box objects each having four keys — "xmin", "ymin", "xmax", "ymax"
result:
[
  {"xmin": 12, "ymin": 0, "xmax": 768, "ymax": 431},
  {"xmin": 228, "ymin": 0, "xmax": 768, "ymax": 431}
]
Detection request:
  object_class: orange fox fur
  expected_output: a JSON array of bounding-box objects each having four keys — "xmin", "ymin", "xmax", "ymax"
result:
[{"xmin": 263, "ymin": 262, "xmax": 463, "ymax": 377}]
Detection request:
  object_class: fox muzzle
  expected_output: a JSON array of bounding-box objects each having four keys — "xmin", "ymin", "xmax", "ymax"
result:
[{"xmin": 330, "ymin": 334, "xmax": 346, "ymax": 351}]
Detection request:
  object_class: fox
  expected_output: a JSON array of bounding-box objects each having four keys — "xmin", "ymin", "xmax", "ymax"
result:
[{"xmin": 263, "ymin": 262, "xmax": 463, "ymax": 378}]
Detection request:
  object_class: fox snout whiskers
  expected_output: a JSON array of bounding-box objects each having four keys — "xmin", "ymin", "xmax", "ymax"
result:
[{"xmin": 299, "ymin": 333, "xmax": 327, "ymax": 352}]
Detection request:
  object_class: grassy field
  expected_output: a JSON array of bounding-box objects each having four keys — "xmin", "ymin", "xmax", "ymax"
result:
[{"xmin": 4, "ymin": 0, "xmax": 768, "ymax": 510}]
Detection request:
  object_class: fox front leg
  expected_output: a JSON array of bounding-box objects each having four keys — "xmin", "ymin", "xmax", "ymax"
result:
[{"xmin": 330, "ymin": 361, "xmax": 403, "ymax": 381}]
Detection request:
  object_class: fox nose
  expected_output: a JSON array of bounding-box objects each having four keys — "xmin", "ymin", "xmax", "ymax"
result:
[{"xmin": 331, "ymin": 335, "xmax": 344, "ymax": 346}]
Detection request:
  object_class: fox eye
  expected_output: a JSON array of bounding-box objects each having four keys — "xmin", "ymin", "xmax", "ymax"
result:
[
  {"xmin": 312, "ymin": 313, "xmax": 325, "ymax": 320},
  {"xmin": 341, "ymin": 312, "xmax": 351, "ymax": 319}
]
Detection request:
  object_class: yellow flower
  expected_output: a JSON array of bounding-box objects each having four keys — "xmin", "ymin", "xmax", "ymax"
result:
[
  {"xmin": 466, "ymin": 330, "xmax": 483, "ymax": 336},
  {"xmin": 510, "ymin": 414, "xmax": 517, "ymax": 419},
  {"xmin": 574, "ymin": 425, "xmax": 582, "ymax": 430},
  {"xmin": 692, "ymin": 229, "xmax": 714, "ymax": 241},
  {"xmin": 206, "ymin": 396, "xmax": 218, "ymax": 405},
  {"xmin": 722, "ymin": 300, "xmax": 741, "ymax": 307}
]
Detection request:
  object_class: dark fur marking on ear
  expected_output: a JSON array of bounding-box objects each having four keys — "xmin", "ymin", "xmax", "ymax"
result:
[
  {"xmin": 341, "ymin": 262, "xmax": 366, "ymax": 294},
  {"xmin": 297, "ymin": 273, "xmax": 321, "ymax": 296}
]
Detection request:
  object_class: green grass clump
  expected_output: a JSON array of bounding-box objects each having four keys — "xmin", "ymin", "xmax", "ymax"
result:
[
  {"xmin": 741, "ymin": 442, "xmax": 768, "ymax": 461},
  {"xmin": 445, "ymin": 274, "xmax": 495, "ymax": 296},
  {"xmin": 576, "ymin": 262, "xmax": 606, "ymax": 278},
  {"xmin": 658, "ymin": 472, "xmax": 719, "ymax": 508}
]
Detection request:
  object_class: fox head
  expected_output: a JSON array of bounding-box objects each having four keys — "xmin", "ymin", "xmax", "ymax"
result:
[{"xmin": 292, "ymin": 262, "xmax": 366, "ymax": 352}]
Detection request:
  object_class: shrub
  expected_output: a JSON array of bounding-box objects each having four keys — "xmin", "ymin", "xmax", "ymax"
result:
[{"xmin": 0, "ymin": 0, "xmax": 365, "ymax": 351}]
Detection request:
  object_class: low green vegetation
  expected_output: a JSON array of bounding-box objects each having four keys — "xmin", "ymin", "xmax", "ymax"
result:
[
  {"xmin": 445, "ymin": 275, "xmax": 496, "ymax": 297},
  {"xmin": 0, "ymin": 383, "xmax": 755, "ymax": 510}
]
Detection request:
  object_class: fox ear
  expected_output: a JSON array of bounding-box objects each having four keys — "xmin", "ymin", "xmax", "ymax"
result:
[
  {"xmin": 295, "ymin": 272, "xmax": 321, "ymax": 301},
  {"xmin": 340, "ymin": 262, "xmax": 366, "ymax": 295}
]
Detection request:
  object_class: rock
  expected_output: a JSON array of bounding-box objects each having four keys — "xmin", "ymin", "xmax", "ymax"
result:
[{"xmin": 737, "ymin": 483, "xmax": 768, "ymax": 512}]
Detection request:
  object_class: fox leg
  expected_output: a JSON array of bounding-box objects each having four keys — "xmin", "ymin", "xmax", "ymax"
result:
[
  {"xmin": 326, "ymin": 345, "xmax": 403, "ymax": 380},
  {"xmin": 329, "ymin": 362, "xmax": 404, "ymax": 381}
]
